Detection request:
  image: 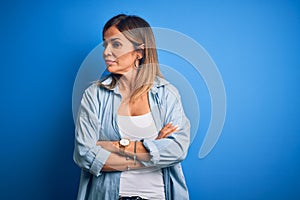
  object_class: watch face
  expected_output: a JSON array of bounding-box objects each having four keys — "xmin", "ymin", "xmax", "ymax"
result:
[{"xmin": 120, "ymin": 138, "xmax": 130, "ymax": 146}]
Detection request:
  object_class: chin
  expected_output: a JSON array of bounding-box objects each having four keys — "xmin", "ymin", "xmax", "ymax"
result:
[
  {"xmin": 106, "ymin": 66, "xmax": 116, "ymax": 73},
  {"xmin": 107, "ymin": 68, "xmax": 121, "ymax": 75}
]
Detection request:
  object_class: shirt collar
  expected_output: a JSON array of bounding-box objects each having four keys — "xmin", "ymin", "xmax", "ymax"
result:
[
  {"xmin": 150, "ymin": 76, "xmax": 169, "ymax": 94},
  {"xmin": 99, "ymin": 75, "xmax": 169, "ymax": 94}
]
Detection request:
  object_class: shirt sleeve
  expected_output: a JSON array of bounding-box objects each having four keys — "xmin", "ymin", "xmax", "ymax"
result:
[
  {"xmin": 142, "ymin": 85, "xmax": 191, "ymax": 168},
  {"xmin": 73, "ymin": 86, "xmax": 111, "ymax": 177}
]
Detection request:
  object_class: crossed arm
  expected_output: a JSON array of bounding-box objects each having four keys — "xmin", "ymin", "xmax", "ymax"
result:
[
  {"xmin": 74, "ymin": 86, "xmax": 190, "ymax": 176},
  {"xmin": 97, "ymin": 122, "xmax": 178, "ymax": 172}
]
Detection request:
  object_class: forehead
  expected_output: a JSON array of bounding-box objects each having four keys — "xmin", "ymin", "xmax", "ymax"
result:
[{"xmin": 103, "ymin": 26, "xmax": 126, "ymax": 41}]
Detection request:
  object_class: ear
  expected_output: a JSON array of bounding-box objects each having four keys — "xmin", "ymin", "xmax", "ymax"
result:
[
  {"xmin": 137, "ymin": 44, "xmax": 145, "ymax": 50},
  {"xmin": 136, "ymin": 44, "xmax": 145, "ymax": 59},
  {"xmin": 136, "ymin": 53, "xmax": 143, "ymax": 60}
]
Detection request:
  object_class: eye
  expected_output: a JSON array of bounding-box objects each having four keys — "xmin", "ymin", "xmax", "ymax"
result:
[
  {"xmin": 112, "ymin": 41, "xmax": 122, "ymax": 48},
  {"xmin": 102, "ymin": 41, "xmax": 108, "ymax": 48}
]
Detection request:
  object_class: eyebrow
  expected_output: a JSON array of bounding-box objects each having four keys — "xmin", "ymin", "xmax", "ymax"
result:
[{"xmin": 103, "ymin": 37, "xmax": 121, "ymax": 42}]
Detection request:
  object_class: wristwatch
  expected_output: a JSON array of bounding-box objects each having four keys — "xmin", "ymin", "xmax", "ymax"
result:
[{"xmin": 119, "ymin": 138, "xmax": 130, "ymax": 155}]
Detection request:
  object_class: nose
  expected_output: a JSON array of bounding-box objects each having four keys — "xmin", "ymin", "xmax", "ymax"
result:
[{"xmin": 103, "ymin": 44, "xmax": 112, "ymax": 57}]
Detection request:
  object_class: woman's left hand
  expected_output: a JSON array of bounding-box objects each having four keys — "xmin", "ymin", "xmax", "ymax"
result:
[{"xmin": 156, "ymin": 122, "xmax": 179, "ymax": 140}]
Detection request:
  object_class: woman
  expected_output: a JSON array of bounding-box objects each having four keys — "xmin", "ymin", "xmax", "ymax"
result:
[{"xmin": 73, "ymin": 14, "xmax": 190, "ymax": 200}]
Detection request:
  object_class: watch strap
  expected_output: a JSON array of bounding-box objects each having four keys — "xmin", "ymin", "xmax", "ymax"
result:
[{"xmin": 133, "ymin": 140, "xmax": 137, "ymax": 165}]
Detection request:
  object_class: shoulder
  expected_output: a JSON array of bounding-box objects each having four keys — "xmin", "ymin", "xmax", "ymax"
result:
[
  {"xmin": 84, "ymin": 82, "xmax": 99, "ymax": 93},
  {"xmin": 82, "ymin": 80, "xmax": 112, "ymax": 106},
  {"xmin": 154, "ymin": 76, "xmax": 181, "ymax": 101},
  {"xmin": 84, "ymin": 76, "xmax": 112, "ymax": 96},
  {"xmin": 83, "ymin": 83, "xmax": 101, "ymax": 99}
]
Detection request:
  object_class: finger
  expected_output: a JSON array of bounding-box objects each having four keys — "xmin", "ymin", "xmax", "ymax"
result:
[
  {"xmin": 170, "ymin": 125, "xmax": 179, "ymax": 132},
  {"xmin": 164, "ymin": 122, "xmax": 172, "ymax": 128},
  {"xmin": 157, "ymin": 123, "xmax": 178, "ymax": 139},
  {"xmin": 159, "ymin": 129, "xmax": 174, "ymax": 138},
  {"xmin": 160, "ymin": 122, "xmax": 173, "ymax": 133},
  {"xmin": 164, "ymin": 125, "xmax": 179, "ymax": 135},
  {"xmin": 165, "ymin": 124, "xmax": 177, "ymax": 131},
  {"xmin": 157, "ymin": 131, "xmax": 167, "ymax": 139}
]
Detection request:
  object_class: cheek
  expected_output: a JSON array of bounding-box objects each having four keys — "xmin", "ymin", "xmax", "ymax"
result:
[
  {"xmin": 117, "ymin": 52, "xmax": 136, "ymax": 64},
  {"xmin": 115, "ymin": 50, "xmax": 132, "ymax": 59}
]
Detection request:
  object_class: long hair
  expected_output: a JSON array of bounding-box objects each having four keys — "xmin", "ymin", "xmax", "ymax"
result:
[{"xmin": 98, "ymin": 14, "xmax": 163, "ymax": 102}]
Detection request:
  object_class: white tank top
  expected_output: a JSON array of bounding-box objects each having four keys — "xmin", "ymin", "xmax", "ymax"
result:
[{"xmin": 117, "ymin": 112, "xmax": 165, "ymax": 200}]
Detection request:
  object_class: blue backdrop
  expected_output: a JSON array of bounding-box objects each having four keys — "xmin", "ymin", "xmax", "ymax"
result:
[{"xmin": 1, "ymin": 0, "xmax": 300, "ymax": 199}]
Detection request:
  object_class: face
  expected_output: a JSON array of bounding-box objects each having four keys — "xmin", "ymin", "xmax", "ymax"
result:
[{"xmin": 103, "ymin": 26, "xmax": 141, "ymax": 75}]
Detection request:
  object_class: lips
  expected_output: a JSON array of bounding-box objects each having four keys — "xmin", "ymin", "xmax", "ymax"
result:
[{"xmin": 105, "ymin": 60, "xmax": 116, "ymax": 66}]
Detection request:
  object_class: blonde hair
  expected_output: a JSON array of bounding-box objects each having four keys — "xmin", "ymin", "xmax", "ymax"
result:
[{"xmin": 98, "ymin": 14, "xmax": 163, "ymax": 102}]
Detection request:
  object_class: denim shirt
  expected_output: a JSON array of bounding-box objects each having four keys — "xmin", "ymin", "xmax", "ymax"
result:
[{"xmin": 73, "ymin": 76, "xmax": 190, "ymax": 200}]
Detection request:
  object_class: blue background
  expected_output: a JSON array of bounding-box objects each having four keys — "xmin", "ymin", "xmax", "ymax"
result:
[{"xmin": 1, "ymin": 0, "xmax": 300, "ymax": 199}]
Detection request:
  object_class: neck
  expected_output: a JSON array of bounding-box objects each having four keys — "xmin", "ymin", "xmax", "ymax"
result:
[{"xmin": 118, "ymin": 68, "xmax": 138, "ymax": 95}]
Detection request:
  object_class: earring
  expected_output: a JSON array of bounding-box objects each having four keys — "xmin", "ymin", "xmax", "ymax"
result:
[{"xmin": 134, "ymin": 57, "xmax": 141, "ymax": 69}]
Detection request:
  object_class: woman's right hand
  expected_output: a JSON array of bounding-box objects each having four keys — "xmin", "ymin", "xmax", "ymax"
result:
[{"xmin": 156, "ymin": 122, "xmax": 178, "ymax": 140}]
